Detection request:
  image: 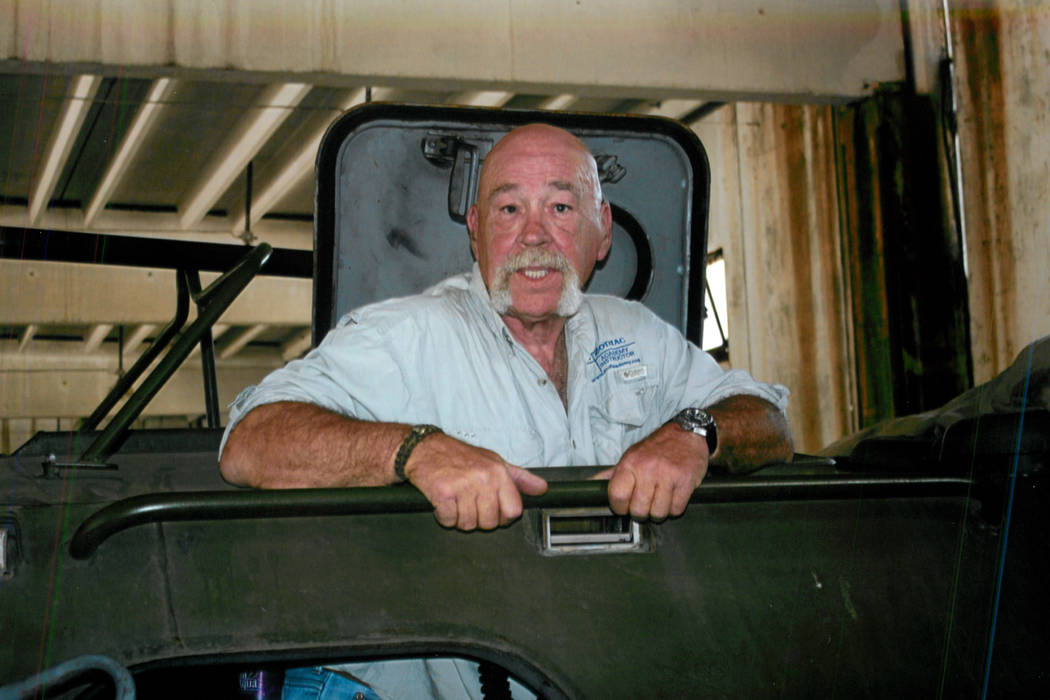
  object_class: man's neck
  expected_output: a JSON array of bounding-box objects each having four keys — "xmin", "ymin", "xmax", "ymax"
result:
[{"xmin": 502, "ymin": 314, "xmax": 570, "ymax": 408}]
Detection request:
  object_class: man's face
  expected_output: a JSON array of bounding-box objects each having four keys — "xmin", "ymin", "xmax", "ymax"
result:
[{"xmin": 467, "ymin": 125, "xmax": 612, "ymax": 323}]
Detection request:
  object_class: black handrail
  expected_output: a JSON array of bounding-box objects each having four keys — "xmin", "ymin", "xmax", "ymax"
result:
[
  {"xmin": 69, "ymin": 472, "xmax": 974, "ymax": 559},
  {"xmin": 80, "ymin": 270, "xmax": 192, "ymax": 431},
  {"xmin": 1, "ymin": 226, "xmax": 310, "ymax": 277},
  {"xmin": 185, "ymin": 271, "xmax": 221, "ymax": 428},
  {"xmin": 68, "ymin": 244, "xmax": 273, "ymax": 467}
]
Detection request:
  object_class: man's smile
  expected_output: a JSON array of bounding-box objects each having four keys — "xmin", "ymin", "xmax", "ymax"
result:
[{"xmin": 518, "ymin": 267, "xmax": 560, "ymax": 281}]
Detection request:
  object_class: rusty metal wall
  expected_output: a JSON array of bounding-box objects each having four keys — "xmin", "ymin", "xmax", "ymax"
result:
[
  {"xmin": 697, "ymin": 104, "xmax": 854, "ymax": 453},
  {"xmin": 694, "ymin": 1, "xmax": 1050, "ymax": 451},
  {"xmin": 953, "ymin": 1, "xmax": 1050, "ymax": 383},
  {"xmin": 836, "ymin": 90, "xmax": 973, "ymax": 425}
]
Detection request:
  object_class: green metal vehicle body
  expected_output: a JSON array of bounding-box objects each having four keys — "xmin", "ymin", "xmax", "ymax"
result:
[{"xmin": 2, "ymin": 105, "xmax": 1047, "ymax": 698}]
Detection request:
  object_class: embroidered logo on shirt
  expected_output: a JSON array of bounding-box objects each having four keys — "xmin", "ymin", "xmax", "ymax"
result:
[{"xmin": 588, "ymin": 337, "xmax": 640, "ymax": 382}]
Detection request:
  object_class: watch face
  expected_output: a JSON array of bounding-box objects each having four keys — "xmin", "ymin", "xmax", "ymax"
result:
[
  {"xmin": 674, "ymin": 407, "xmax": 718, "ymax": 455},
  {"xmin": 680, "ymin": 408, "xmax": 714, "ymax": 430}
]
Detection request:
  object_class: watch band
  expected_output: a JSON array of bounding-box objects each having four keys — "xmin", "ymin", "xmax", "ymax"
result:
[
  {"xmin": 670, "ymin": 407, "xmax": 718, "ymax": 457},
  {"xmin": 393, "ymin": 424, "xmax": 443, "ymax": 482}
]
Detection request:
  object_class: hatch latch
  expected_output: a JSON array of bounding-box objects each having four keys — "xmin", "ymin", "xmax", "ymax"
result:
[{"xmin": 422, "ymin": 134, "xmax": 487, "ymax": 224}]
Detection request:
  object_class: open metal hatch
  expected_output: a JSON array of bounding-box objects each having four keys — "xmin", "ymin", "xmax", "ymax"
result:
[{"xmin": 313, "ymin": 103, "xmax": 711, "ymax": 344}]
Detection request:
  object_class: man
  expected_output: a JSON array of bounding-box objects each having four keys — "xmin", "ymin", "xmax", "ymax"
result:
[{"xmin": 219, "ymin": 123, "xmax": 792, "ymax": 698}]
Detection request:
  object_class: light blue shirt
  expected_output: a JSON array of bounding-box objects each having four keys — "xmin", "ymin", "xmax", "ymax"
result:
[{"xmin": 221, "ymin": 264, "xmax": 788, "ymax": 467}]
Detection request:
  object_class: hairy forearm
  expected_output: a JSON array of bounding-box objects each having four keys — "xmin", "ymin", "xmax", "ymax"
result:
[
  {"xmin": 707, "ymin": 394, "xmax": 794, "ymax": 473},
  {"xmin": 219, "ymin": 401, "xmax": 407, "ymax": 488}
]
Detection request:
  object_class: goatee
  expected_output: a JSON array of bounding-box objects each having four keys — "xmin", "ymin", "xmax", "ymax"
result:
[{"xmin": 488, "ymin": 249, "xmax": 583, "ymax": 317}]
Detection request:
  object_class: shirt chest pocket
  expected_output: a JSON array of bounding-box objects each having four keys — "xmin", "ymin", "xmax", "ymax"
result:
[{"xmin": 589, "ymin": 379, "xmax": 662, "ymax": 458}]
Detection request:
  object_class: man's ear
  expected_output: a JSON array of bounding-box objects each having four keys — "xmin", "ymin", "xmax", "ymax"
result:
[
  {"xmin": 466, "ymin": 204, "xmax": 480, "ymax": 259},
  {"xmin": 597, "ymin": 201, "xmax": 613, "ymax": 261}
]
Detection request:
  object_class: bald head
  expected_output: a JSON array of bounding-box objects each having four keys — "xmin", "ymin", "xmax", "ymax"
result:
[{"xmin": 477, "ymin": 124, "xmax": 604, "ymax": 216}]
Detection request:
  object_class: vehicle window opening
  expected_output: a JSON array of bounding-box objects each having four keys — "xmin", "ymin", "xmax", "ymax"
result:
[{"xmin": 702, "ymin": 248, "xmax": 728, "ymax": 362}]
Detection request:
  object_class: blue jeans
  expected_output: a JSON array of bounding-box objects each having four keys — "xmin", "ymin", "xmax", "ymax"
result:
[{"xmin": 282, "ymin": 667, "xmax": 382, "ymax": 700}]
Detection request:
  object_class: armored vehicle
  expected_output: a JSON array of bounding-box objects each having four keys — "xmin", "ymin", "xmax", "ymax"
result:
[{"xmin": 2, "ymin": 105, "xmax": 1047, "ymax": 698}]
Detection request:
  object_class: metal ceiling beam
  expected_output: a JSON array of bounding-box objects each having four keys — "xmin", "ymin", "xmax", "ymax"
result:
[
  {"xmin": 17, "ymin": 325, "xmax": 37, "ymax": 353},
  {"xmin": 679, "ymin": 102, "xmax": 729, "ymax": 125},
  {"xmin": 226, "ymin": 86, "xmax": 454, "ymax": 235},
  {"xmin": 1, "ymin": 207, "xmax": 313, "ymax": 249},
  {"xmin": 446, "ymin": 91, "xmax": 513, "ymax": 107},
  {"xmin": 123, "ymin": 323, "xmax": 157, "ymax": 356},
  {"xmin": 6, "ymin": 1, "xmax": 907, "ymax": 101},
  {"xmin": 2, "ymin": 227, "xmax": 312, "ymax": 276},
  {"xmin": 230, "ymin": 87, "xmax": 369, "ymax": 236},
  {"xmin": 537, "ymin": 95, "xmax": 578, "ymax": 111},
  {"xmin": 0, "ymin": 259, "xmax": 311, "ymax": 326},
  {"xmin": 0, "ymin": 342, "xmax": 281, "ymax": 418},
  {"xmin": 0, "ymin": 340, "xmax": 281, "ymax": 371},
  {"xmin": 83, "ymin": 324, "xmax": 114, "ymax": 352},
  {"xmin": 644, "ymin": 99, "xmax": 705, "ymax": 120},
  {"xmin": 178, "ymin": 81, "xmax": 312, "ymax": 230},
  {"xmin": 28, "ymin": 74, "xmax": 102, "ymax": 224},
  {"xmin": 84, "ymin": 78, "xmax": 177, "ymax": 227},
  {"xmin": 219, "ymin": 323, "xmax": 268, "ymax": 360},
  {"xmin": 280, "ymin": 329, "xmax": 313, "ymax": 362},
  {"xmin": 189, "ymin": 324, "xmax": 228, "ymax": 359}
]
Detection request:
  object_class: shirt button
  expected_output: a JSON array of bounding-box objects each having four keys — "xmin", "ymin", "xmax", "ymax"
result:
[{"xmin": 538, "ymin": 378, "xmax": 547, "ymax": 386}]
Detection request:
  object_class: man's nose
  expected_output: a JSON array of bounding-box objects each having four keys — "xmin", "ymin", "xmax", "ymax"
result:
[{"xmin": 520, "ymin": 209, "xmax": 552, "ymax": 246}]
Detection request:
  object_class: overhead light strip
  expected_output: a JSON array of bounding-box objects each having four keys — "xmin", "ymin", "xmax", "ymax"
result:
[
  {"xmin": 231, "ymin": 87, "xmax": 368, "ymax": 234},
  {"xmin": 85, "ymin": 78, "xmax": 176, "ymax": 227},
  {"xmin": 179, "ymin": 82, "xmax": 311, "ymax": 230},
  {"xmin": 28, "ymin": 74, "xmax": 102, "ymax": 224}
]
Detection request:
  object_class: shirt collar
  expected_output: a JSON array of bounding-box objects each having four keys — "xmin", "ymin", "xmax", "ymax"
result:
[{"xmin": 466, "ymin": 263, "xmax": 516, "ymax": 345}]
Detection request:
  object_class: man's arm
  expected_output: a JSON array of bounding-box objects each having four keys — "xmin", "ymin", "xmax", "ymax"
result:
[
  {"xmin": 220, "ymin": 401, "xmax": 547, "ymax": 530},
  {"xmin": 706, "ymin": 393, "xmax": 794, "ymax": 473},
  {"xmin": 219, "ymin": 401, "xmax": 407, "ymax": 488},
  {"xmin": 598, "ymin": 394, "xmax": 793, "ymax": 520}
]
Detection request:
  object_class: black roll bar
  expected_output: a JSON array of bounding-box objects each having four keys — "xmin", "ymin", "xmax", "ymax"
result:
[
  {"xmin": 69, "ymin": 472, "xmax": 974, "ymax": 559},
  {"xmin": 52, "ymin": 243, "xmax": 273, "ymax": 470},
  {"xmin": 80, "ymin": 270, "xmax": 192, "ymax": 431}
]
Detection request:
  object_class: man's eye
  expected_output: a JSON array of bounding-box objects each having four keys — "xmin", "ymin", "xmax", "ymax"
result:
[
  {"xmin": 500, "ymin": 204, "xmax": 518, "ymax": 214},
  {"xmin": 553, "ymin": 203, "xmax": 572, "ymax": 213}
]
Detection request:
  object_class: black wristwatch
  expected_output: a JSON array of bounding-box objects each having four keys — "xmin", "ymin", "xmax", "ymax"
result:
[
  {"xmin": 393, "ymin": 424, "xmax": 443, "ymax": 482},
  {"xmin": 670, "ymin": 407, "xmax": 718, "ymax": 457}
]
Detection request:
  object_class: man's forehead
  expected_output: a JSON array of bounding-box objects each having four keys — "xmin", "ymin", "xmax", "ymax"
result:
[
  {"xmin": 487, "ymin": 178, "xmax": 580, "ymax": 199},
  {"xmin": 482, "ymin": 149, "xmax": 594, "ymax": 196}
]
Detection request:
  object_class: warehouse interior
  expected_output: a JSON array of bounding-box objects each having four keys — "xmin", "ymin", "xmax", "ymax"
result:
[{"xmin": 1, "ymin": 0, "xmax": 1048, "ymax": 455}]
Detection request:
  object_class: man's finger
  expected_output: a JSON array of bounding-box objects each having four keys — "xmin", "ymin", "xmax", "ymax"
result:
[
  {"xmin": 629, "ymin": 477, "xmax": 656, "ymax": 520},
  {"xmin": 432, "ymin": 498, "xmax": 459, "ymax": 529},
  {"xmin": 589, "ymin": 467, "xmax": 615, "ymax": 480},
  {"xmin": 455, "ymin": 495, "xmax": 478, "ymax": 532},
  {"xmin": 476, "ymin": 491, "xmax": 501, "ymax": 531},
  {"xmin": 508, "ymin": 465, "xmax": 549, "ymax": 496},
  {"xmin": 649, "ymin": 482, "xmax": 674, "ymax": 521},
  {"xmin": 497, "ymin": 479, "xmax": 525, "ymax": 526},
  {"xmin": 669, "ymin": 483, "xmax": 694, "ymax": 517},
  {"xmin": 607, "ymin": 469, "xmax": 636, "ymax": 516}
]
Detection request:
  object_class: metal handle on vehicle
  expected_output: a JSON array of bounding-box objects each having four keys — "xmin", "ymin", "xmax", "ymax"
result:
[{"xmin": 69, "ymin": 472, "xmax": 973, "ymax": 560}]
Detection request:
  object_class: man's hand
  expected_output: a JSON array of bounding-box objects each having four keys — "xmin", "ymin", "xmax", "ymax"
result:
[
  {"xmin": 593, "ymin": 423, "xmax": 707, "ymax": 520},
  {"xmin": 403, "ymin": 433, "xmax": 548, "ymax": 531}
]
